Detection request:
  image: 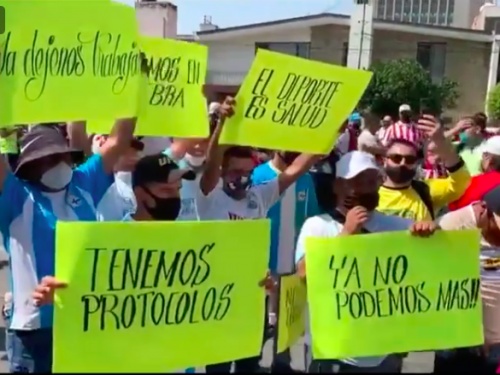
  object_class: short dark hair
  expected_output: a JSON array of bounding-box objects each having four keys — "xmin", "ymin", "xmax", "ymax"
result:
[
  {"xmin": 473, "ymin": 112, "xmax": 488, "ymax": 130},
  {"xmin": 223, "ymin": 146, "xmax": 254, "ymax": 160},
  {"xmin": 488, "ymin": 154, "xmax": 500, "ymax": 172}
]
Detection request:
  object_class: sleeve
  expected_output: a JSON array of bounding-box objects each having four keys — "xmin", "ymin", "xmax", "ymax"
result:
[
  {"xmin": 195, "ymin": 185, "xmax": 216, "ymax": 219},
  {"xmin": 426, "ymin": 163, "xmax": 471, "ymax": 212},
  {"xmin": 0, "ymin": 174, "xmax": 28, "ymax": 238},
  {"xmin": 305, "ymin": 175, "xmax": 320, "ymax": 218},
  {"xmin": 381, "ymin": 125, "xmax": 394, "ymax": 146},
  {"xmin": 73, "ymin": 154, "xmax": 115, "ymax": 207},
  {"xmin": 295, "ymin": 217, "xmax": 335, "ymax": 264},
  {"xmin": 252, "ymin": 178, "xmax": 280, "ymax": 213}
]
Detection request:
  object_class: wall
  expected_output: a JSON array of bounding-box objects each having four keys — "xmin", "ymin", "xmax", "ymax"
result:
[
  {"xmin": 135, "ymin": 1, "xmax": 177, "ymax": 38},
  {"xmin": 202, "ymin": 28, "xmax": 311, "ymax": 86}
]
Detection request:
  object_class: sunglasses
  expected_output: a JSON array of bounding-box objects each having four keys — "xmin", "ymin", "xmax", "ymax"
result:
[{"xmin": 387, "ymin": 154, "xmax": 418, "ymax": 165}]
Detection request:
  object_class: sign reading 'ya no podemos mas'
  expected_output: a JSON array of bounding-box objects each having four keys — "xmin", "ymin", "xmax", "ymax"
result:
[
  {"xmin": 220, "ymin": 49, "xmax": 373, "ymax": 154},
  {"xmin": 305, "ymin": 230, "xmax": 483, "ymax": 359},
  {"xmin": 0, "ymin": 1, "xmax": 141, "ymax": 126},
  {"xmin": 136, "ymin": 37, "xmax": 209, "ymax": 137},
  {"xmin": 53, "ymin": 220, "xmax": 270, "ymax": 372}
]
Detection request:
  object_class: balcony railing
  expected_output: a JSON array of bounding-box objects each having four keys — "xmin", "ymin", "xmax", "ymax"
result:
[{"xmin": 206, "ymin": 70, "xmax": 247, "ymax": 86}]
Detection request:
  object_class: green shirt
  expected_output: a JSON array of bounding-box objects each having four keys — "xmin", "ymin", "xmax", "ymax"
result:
[{"xmin": 459, "ymin": 146, "xmax": 482, "ymax": 176}]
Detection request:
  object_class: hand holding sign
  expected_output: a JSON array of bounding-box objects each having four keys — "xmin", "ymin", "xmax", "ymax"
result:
[
  {"xmin": 409, "ymin": 221, "xmax": 438, "ymax": 237},
  {"xmin": 33, "ymin": 276, "xmax": 67, "ymax": 307}
]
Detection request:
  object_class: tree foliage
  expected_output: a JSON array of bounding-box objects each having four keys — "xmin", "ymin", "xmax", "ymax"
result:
[
  {"xmin": 359, "ymin": 59, "xmax": 459, "ymax": 118},
  {"xmin": 488, "ymin": 83, "xmax": 500, "ymax": 120}
]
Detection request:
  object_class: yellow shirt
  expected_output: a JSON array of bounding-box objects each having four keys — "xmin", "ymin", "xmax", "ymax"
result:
[
  {"xmin": 377, "ymin": 164, "xmax": 471, "ymax": 221},
  {"xmin": 0, "ymin": 127, "xmax": 18, "ymax": 154}
]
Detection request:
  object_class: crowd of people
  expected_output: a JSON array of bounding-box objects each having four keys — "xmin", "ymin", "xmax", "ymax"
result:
[{"xmin": 1, "ymin": 98, "xmax": 500, "ymax": 373}]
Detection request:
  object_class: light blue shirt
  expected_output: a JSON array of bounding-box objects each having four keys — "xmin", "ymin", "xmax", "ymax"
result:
[
  {"xmin": 252, "ymin": 161, "xmax": 319, "ymax": 274},
  {"xmin": 0, "ymin": 154, "xmax": 114, "ymax": 330}
]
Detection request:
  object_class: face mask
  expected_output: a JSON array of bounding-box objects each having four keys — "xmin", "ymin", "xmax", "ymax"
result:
[
  {"xmin": 343, "ymin": 192, "xmax": 379, "ymax": 211},
  {"xmin": 223, "ymin": 175, "xmax": 251, "ymax": 199},
  {"xmin": 143, "ymin": 190, "xmax": 181, "ymax": 221},
  {"xmin": 385, "ymin": 166, "xmax": 416, "ymax": 184},
  {"xmin": 115, "ymin": 171, "xmax": 132, "ymax": 186},
  {"xmin": 184, "ymin": 153, "xmax": 206, "ymax": 168},
  {"xmin": 40, "ymin": 162, "xmax": 73, "ymax": 190},
  {"xmin": 278, "ymin": 152, "xmax": 300, "ymax": 165}
]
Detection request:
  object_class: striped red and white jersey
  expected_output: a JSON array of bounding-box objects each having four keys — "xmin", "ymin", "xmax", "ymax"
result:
[{"xmin": 382, "ymin": 121, "xmax": 427, "ymax": 148}]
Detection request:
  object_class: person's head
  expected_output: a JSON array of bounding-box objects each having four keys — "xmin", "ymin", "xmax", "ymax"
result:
[
  {"xmin": 348, "ymin": 112, "xmax": 362, "ymax": 132},
  {"xmin": 221, "ymin": 146, "xmax": 255, "ymax": 200},
  {"xmin": 381, "ymin": 115, "xmax": 393, "ymax": 128},
  {"xmin": 174, "ymin": 137, "xmax": 209, "ymax": 168},
  {"xmin": 15, "ymin": 124, "xmax": 82, "ymax": 191},
  {"xmin": 310, "ymin": 150, "xmax": 339, "ymax": 213},
  {"xmin": 473, "ymin": 186, "xmax": 500, "ymax": 247},
  {"xmin": 334, "ymin": 151, "xmax": 381, "ymax": 212},
  {"xmin": 480, "ymin": 136, "xmax": 500, "ymax": 173},
  {"xmin": 384, "ymin": 138, "xmax": 419, "ymax": 185},
  {"xmin": 362, "ymin": 111, "xmax": 380, "ymax": 133},
  {"xmin": 132, "ymin": 154, "xmax": 196, "ymax": 221},
  {"xmin": 398, "ymin": 104, "xmax": 412, "ymax": 123}
]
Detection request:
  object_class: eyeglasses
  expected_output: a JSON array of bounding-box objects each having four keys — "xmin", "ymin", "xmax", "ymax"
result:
[{"xmin": 386, "ymin": 154, "xmax": 418, "ymax": 165}]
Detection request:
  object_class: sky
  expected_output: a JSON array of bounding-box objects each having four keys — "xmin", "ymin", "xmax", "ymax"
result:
[{"xmin": 121, "ymin": 0, "xmax": 353, "ymax": 34}]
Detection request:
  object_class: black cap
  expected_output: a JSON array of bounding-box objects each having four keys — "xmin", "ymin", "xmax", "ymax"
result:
[
  {"xmin": 132, "ymin": 154, "xmax": 196, "ymax": 188},
  {"xmin": 484, "ymin": 186, "xmax": 500, "ymax": 215},
  {"xmin": 15, "ymin": 125, "xmax": 81, "ymax": 175}
]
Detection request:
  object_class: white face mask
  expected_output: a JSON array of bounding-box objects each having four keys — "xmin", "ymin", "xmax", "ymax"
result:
[
  {"xmin": 184, "ymin": 153, "xmax": 205, "ymax": 167},
  {"xmin": 115, "ymin": 171, "xmax": 132, "ymax": 186},
  {"xmin": 40, "ymin": 162, "xmax": 73, "ymax": 190}
]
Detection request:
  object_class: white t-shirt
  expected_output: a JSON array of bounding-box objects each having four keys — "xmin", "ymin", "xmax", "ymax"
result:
[
  {"xmin": 178, "ymin": 175, "xmax": 201, "ymax": 221},
  {"xmin": 295, "ymin": 212, "xmax": 413, "ymax": 367},
  {"xmin": 197, "ymin": 179, "xmax": 280, "ymax": 220},
  {"xmin": 357, "ymin": 129, "xmax": 381, "ymax": 151},
  {"xmin": 96, "ymin": 172, "xmax": 136, "ymax": 221}
]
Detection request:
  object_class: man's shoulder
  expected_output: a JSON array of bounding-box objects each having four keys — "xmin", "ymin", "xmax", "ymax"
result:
[{"xmin": 300, "ymin": 214, "xmax": 341, "ymax": 236}]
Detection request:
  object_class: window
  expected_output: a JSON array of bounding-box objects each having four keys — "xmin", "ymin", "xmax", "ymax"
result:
[
  {"xmin": 386, "ymin": 0, "xmax": 394, "ymax": 19},
  {"xmin": 403, "ymin": 0, "xmax": 412, "ymax": 22},
  {"xmin": 429, "ymin": 0, "xmax": 438, "ymax": 24},
  {"xmin": 417, "ymin": 42, "xmax": 446, "ymax": 83},
  {"xmin": 421, "ymin": 0, "xmax": 430, "ymax": 23},
  {"xmin": 376, "ymin": 0, "xmax": 386, "ymax": 18},
  {"xmin": 394, "ymin": 0, "xmax": 403, "ymax": 21},
  {"xmin": 342, "ymin": 42, "xmax": 348, "ymax": 66},
  {"xmin": 255, "ymin": 42, "xmax": 310, "ymax": 58}
]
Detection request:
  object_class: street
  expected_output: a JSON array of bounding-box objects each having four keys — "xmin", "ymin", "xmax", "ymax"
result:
[{"xmin": 0, "ymin": 253, "xmax": 434, "ymax": 373}]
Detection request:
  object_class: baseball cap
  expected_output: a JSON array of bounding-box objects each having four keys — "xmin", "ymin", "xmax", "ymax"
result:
[
  {"xmin": 208, "ymin": 102, "xmax": 221, "ymax": 115},
  {"xmin": 348, "ymin": 112, "xmax": 361, "ymax": 123},
  {"xmin": 336, "ymin": 151, "xmax": 379, "ymax": 179},
  {"xmin": 15, "ymin": 125, "xmax": 81, "ymax": 175},
  {"xmin": 480, "ymin": 136, "xmax": 500, "ymax": 156},
  {"xmin": 132, "ymin": 154, "xmax": 196, "ymax": 188},
  {"xmin": 399, "ymin": 104, "xmax": 411, "ymax": 113}
]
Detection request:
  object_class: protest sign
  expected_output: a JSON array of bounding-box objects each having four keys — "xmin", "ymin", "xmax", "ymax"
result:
[
  {"xmin": 0, "ymin": 1, "xmax": 140, "ymax": 126},
  {"xmin": 136, "ymin": 37, "xmax": 208, "ymax": 137},
  {"xmin": 276, "ymin": 274, "xmax": 307, "ymax": 354},
  {"xmin": 305, "ymin": 230, "xmax": 483, "ymax": 358},
  {"xmin": 53, "ymin": 220, "xmax": 270, "ymax": 372},
  {"xmin": 220, "ymin": 49, "xmax": 372, "ymax": 154}
]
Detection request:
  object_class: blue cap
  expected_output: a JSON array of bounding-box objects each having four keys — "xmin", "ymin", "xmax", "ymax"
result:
[{"xmin": 348, "ymin": 112, "xmax": 361, "ymax": 122}]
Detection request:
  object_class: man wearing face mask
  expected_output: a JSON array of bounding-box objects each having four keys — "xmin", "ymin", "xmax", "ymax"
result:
[
  {"xmin": 295, "ymin": 150, "xmax": 437, "ymax": 373},
  {"xmin": 251, "ymin": 150, "xmax": 319, "ymax": 373},
  {"xmin": 436, "ymin": 188, "xmax": 500, "ymax": 373},
  {"xmin": 0, "ymin": 118, "xmax": 136, "ymax": 373},
  {"xmin": 197, "ymin": 98, "xmax": 322, "ymax": 222},
  {"xmin": 94, "ymin": 136, "xmax": 145, "ymax": 221},
  {"xmin": 378, "ymin": 115, "xmax": 470, "ymax": 221}
]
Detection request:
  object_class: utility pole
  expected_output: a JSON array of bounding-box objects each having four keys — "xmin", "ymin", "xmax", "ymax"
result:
[{"xmin": 347, "ymin": 0, "xmax": 374, "ymax": 70}]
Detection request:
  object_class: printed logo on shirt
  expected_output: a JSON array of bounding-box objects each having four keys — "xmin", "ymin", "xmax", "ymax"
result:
[
  {"xmin": 297, "ymin": 191, "xmax": 306, "ymax": 201},
  {"xmin": 67, "ymin": 194, "xmax": 81, "ymax": 208},
  {"xmin": 228, "ymin": 212, "xmax": 245, "ymax": 220}
]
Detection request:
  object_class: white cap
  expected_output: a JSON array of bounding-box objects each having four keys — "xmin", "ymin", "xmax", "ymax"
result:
[
  {"xmin": 208, "ymin": 102, "xmax": 220, "ymax": 115},
  {"xmin": 336, "ymin": 151, "xmax": 380, "ymax": 179},
  {"xmin": 399, "ymin": 104, "xmax": 411, "ymax": 113},
  {"xmin": 481, "ymin": 135, "xmax": 500, "ymax": 156}
]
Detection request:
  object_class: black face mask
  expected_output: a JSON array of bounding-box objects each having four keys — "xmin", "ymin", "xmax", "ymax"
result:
[
  {"xmin": 343, "ymin": 192, "xmax": 380, "ymax": 211},
  {"xmin": 385, "ymin": 166, "xmax": 417, "ymax": 184},
  {"xmin": 143, "ymin": 188, "xmax": 181, "ymax": 221},
  {"xmin": 223, "ymin": 175, "xmax": 251, "ymax": 199},
  {"xmin": 278, "ymin": 152, "xmax": 300, "ymax": 165}
]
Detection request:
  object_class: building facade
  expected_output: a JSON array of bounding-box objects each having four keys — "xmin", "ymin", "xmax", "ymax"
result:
[{"xmin": 373, "ymin": 0, "xmax": 485, "ymax": 28}]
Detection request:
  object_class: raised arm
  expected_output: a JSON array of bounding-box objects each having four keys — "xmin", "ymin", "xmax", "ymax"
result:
[
  {"xmin": 67, "ymin": 121, "xmax": 91, "ymax": 157},
  {"xmin": 199, "ymin": 97, "xmax": 235, "ymax": 196},
  {"xmin": 98, "ymin": 117, "xmax": 137, "ymax": 174}
]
